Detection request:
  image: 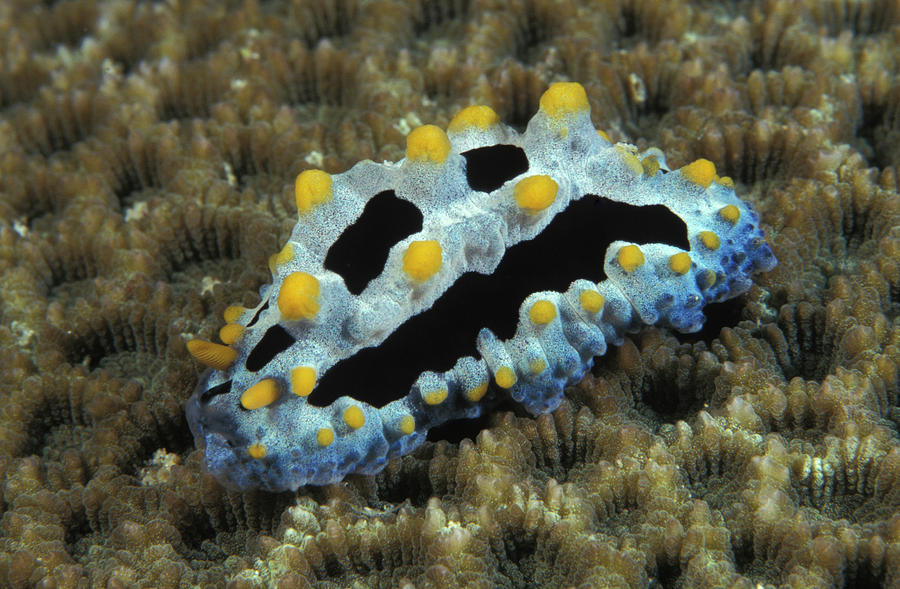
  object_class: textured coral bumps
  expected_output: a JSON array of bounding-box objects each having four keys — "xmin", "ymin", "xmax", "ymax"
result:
[{"xmin": 185, "ymin": 82, "xmax": 776, "ymax": 491}]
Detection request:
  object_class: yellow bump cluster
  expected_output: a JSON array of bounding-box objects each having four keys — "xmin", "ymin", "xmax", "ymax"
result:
[
  {"xmin": 186, "ymin": 340, "xmax": 237, "ymax": 371},
  {"xmin": 448, "ymin": 105, "xmax": 500, "ymax": 133},
  {"xmin": 218, "ymin": 323, "xmax": 244, "ymax": 345},
  {"xmin": 295, "ymin": 169, "xmax": 333, "ymax": 214},
  {"xmin": 278, "ymin": 271, "xmax": 320, "ymax": 320},
  {"xmin": 405, "ymin": 124, "xmax": 451, "ymax": 163},
  {"xmin": 529, "ymin": 299, "xmax": 557, "ymax": 324},
  {"xmin": 719, "ymin": 204, "xmax": 741, "ymax": 224},
  {"xmin": 241, "ymin": 379, "xmax": 280, "ymax": 410},
  {"xmin": 466, "ymin": 382, "xmax": 488, "ymax": 402},
  {"xmin": 699, "ymin": 231, "xmax": 721, "ymax": 250},
  {"xmin": 223, "ymin": 305, "xmax": 245, "ymax": 323},
  {"xmin": 718, "ymin": 176, "xmax": 735, "ymax": 188},
  {"xmin": 681, "ymin": 159, "xmax": 717, "ymax": 188},
  {"xmin": 269, "ymin": 243, "xmax": 294, "ymax": 272},
  {"xmin": 399, "ymin": 415, "xmax": 416, "ymax": 435},
  {"xmin": 290, "ymin": 366, "xmax": 316, "ymax": 397},
  {"xmin": 495, "ymin": 366, "xmax": 516, "ymax": 389},
  {"xmin": 514, "ymin": 175, "xmax": 558, "ymax": 214},
  {"xmin": 617, "ymin": 245, "xmax": 645, "ymax": 273},
  {"xmin": 641, "ymin": 155, "xmax": 660, "ymax": 176},
  {"xmin": 669, "ymin": 252, "xmax": 692, "ymax": 275},
  {"xmin": 698, "ymin": 269, "xmax": 717, "ymax": 289},
  {"xmin": 423, "ymin": 389, "xmax": 448, "ymax": 405},
  {"xmin": 248, "ymin": 443, "xmax": 267, "ymax": 459},
  {"xmin": 402, "ymin": 240, "xmax": 442, "ymax": 282},
  {"xmin": 617, "ymin": 147, "xmax": 644, "ymax": 176},
  {"xmin": 343, "ymin": 406, "xmax": 365, "ymax": 429},
  {"xmin": 579, "ymin": 290, "xmax": 605, "ymax": 313},
  {"xmin": 317, "ymin": 427, "xmax": 334, "ymax": 447},
  {"xmin": 539, "ymin": 82, "xmax": 589, "ymax": 119}
]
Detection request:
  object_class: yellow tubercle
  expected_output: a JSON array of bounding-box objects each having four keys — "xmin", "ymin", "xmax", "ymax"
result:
[
  {"xmin": 719, "ymin": 204, "xmax": 741, "ymax": 224},
  {"xmin": 402, "ymin": 240, "xmax": 442, "ymax": 282},
  {"xmin": 669, "ymin": 252, "xmax": 692, "ymax": 275},
  {"xmin": 579, "ymin": 290, "xmax": 605, "ymax": 313},
  {"xmin": 616, "ymin": 146, "xmax": 644, "ymax": 176},
  {"xmin": 186, "ymin": 339, "xmax": 237, "ymax": 371},
  {"xmin": 617, "ymin": 245, "xmax": 645, "ymax": 273},
  {"xmin": 529, "ymin": 299, "xmax": 557, "ymax": 324},
  {"xmin": 718, "ymin": 176, "xmax": 735, "ymax": 188},
  {"xmin": 539, "ymin": 82, "xmax": 589, "ymax": 119},
  {"xmin": 514, "ymin": 175, "xmax": 558, "ymax": 214},
  {"xmin": 529, "ymin": 358, "xmax": 547, "ymax": 374},
  {"xmin": 271, "ymin": 243, "xmax": 295, "ymax": 270},
  {"xmin": 218, "ymin": 323, "xmax": 244, "ymax": 345},
  {"xmin": 405, "ymin": 124, "xmax": 451, "ymax": 163},
  {"xmin": 399, "ymin": 415, "xmax": 416, "ymax": 435},
  {"xmin": 681, "ymin": 159, "xmax": 717, "ymax": 188},
  {"xmin": 290, "ymin": 366, "xmax": 316, "ymax": 397},
  {"xmin": 699, "ymin": 231, "xmax": 721, "ymax": 250},
  {"xmin": 466, "ymin": 381, "xmax": 488, "ymax": 402},
  {"xmin": 316, "ymin": 427, "xmax": 334, "ymax": 447},
  {"xmin": 448, "ymin": 105, "xmax": 500, "ymax": 134},
  {"xmin": 597, "ymin": 129, "xmax": 611, "ymax": 142},
  {"xmin": 295, "ymin": 169, "xmax": 333, "ymax": 215},
  {"xmin": 423, "ymin": 389, "xmax": 448, "ymax": 406},
  {"xmin": 248, "ymin": 443, "xmax": 267, "ymax": 459},
  {"xmin": 278, "ymin": 271, "xmax": 320, "ymax": 320},
  {"xmin": 223, "ymin": 305, "xmax": 245, "ymax": 323},
  {"xmin": 495, "ymin": 366, "xmax": 516, "ymax": 389},
  {"xmin": 240, "ymin": 379, "xmax": 280, "ymax": 410},
  {"xmin": 698, "ymin": 269, "xmax": 717, "ymax": 289},
  {"xmin": 343, "ymin": 406, "xmax": 365, "ymax": 429},
  {"xmin": 641, "ymin": 155, "xmax": 660, "ymax": 176}
]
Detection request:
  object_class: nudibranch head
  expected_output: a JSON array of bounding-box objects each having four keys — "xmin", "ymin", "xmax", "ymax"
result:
[{"xmin": 185, "ymin": 81, "xmax": 776, "ymax": 491}]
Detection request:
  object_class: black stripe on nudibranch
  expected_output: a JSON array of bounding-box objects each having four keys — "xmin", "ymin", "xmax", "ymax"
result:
[
  {"xmin": 246, "ymin": 300, "xmax": 269, "ymax": 328},
  {"xmin": 199, "ymin": 380, "xmax": 232, "ymax": 404},
  {"xmin": 308, "ymin": 195, "xmax": 688, "ymax": 408},
  {"xmin": 462, "ymin": 144, "xmax": 529, "ymax": 192},
  {"xmin": 246, "ymin": 324, "xmax": 295, "ymax": 372},
  {"xmin": 324, "ymin": 190, "xmax": 423, "ymax": 295}
]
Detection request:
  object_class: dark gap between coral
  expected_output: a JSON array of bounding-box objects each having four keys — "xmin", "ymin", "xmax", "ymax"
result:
[
  {"xmin": 64, "ymin": 512, "xmax": 95, "ymax": 563},
  {"xmin": 463, "ymin": 144, "xmax": 529, "ymax": 192},
  {"xmin": 425, "ymin": 397, "xmax": 518, "ymax": 443},
  {"xmin": 176, "ymin": 511, "xmax": 222, "ymax": 561},
  {"xmin": 409, "ymin": 0, "xmax": 471, "ymax": 36},
  {"xmin": 849, "ymin": 558, "xmax": 886, "ymax": 589},
  {"xmin": 325, "ymin": 190, "xmax": 423, "ymax": 295},
  {"xmin": 493, "ymin": 533, "xmax": 537, "ymax": 586},
  {"xmin": 677, "ymin": 298, "xmax": 744, "ymax": 345},
  {"xmin": 375, "ymin": 461, "xmax": 435, "ymax": 506},
  {"xmin": 655, "ymin": 560, "xmax": 681, "ymax": 587},
  {"xmin": 732, "ymin": 540, "xmax": 769, "ymax": 583},
  {"xmin": 309, "ymin": 195, "xmax": 688, "ymax": 408}
]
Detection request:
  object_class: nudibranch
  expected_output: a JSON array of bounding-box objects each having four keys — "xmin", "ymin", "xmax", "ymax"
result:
[{"xmin": 185, "ymin": 82, "xmax": 776, "ymax": 492}]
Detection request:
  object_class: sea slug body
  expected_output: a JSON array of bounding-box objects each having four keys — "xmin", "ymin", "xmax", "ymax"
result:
[{"xmin": 185, "ymin": 82, "xmax": 777, "ymax": 492}]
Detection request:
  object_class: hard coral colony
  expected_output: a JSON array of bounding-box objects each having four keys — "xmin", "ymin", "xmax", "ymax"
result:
[{"xmin": 186, "ymin": 83, "xmax": 776, "ymax": 492}]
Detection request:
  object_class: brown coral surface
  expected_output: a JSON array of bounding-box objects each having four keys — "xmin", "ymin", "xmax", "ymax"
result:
[{"xmin": 1, "ymin": 0, "xmax": 899, "ymax": 587}]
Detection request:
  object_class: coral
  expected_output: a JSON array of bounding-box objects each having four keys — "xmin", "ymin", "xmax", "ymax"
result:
[{"xmin": 0, "ymin": 0, "xmax": 898, "ymax": 587}]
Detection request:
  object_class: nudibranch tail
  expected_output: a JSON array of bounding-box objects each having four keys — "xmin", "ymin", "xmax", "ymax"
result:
[{"xmin": 185, "ymin": 82, "xmax": 776, "ymax": 492}]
